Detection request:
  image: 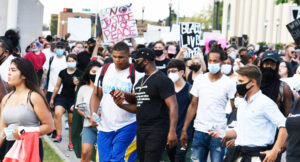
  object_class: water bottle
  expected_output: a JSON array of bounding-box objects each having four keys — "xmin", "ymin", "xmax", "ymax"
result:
[{"xmin": 92, "ymin": 112, "xmax": 101, "ymax": 130}]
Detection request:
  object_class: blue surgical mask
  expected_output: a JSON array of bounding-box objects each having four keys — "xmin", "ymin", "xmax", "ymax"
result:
[
  {"xmin": 55, "ymin": 49, "xmax": 65, "ymax": 56},
  {"xmin": 67, "ymin": 62, "xmax": 77, "ymax": 69},
  {"xmin": 208, "ymin": 63, "xmax": 221, "ymax": 74},
  {"xmin": 32, "ymin": 48, "xmax": 38, "ymax": 52}
]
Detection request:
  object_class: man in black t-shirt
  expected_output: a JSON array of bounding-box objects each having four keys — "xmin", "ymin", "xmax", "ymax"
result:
[
  {"xmin": 153, "ymin": 41, "xmax": 170, "ymax": 75},
  {"xmin": 77, "ymin": 38, "xmax": 96, "ymax": 72},
  {"xmin": 112, "ymin": 48, "xmax": 178, "ymax": 162}
]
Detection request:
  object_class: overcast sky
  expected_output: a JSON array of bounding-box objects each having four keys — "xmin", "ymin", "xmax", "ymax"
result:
[{"xmin": 40, "ymin": 0, "xmax": 212, "ymax": 25}]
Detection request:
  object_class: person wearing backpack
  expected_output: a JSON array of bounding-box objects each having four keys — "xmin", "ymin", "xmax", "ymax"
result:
[
  {"xmin": 42, "ymin": 41, "xmax": 67, "ymax": 138},
  {"xmin": 89, "ymin": 42, "xmax": 143, "ymax": 162}
]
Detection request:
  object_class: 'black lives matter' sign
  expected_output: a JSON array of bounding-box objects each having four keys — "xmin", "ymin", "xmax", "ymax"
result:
[
  {"xmin": 180, "ymin": 22, "xmax": 201, "ymax": 58},
  {"xmin": 287, "ymin": 18, "xmax": 300, "ymax": 45}
]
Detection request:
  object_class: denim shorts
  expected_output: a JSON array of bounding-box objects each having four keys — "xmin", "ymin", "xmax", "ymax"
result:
[{"xmin": 82, "ymin": 127, "xmax": 97, "ymax": 145}]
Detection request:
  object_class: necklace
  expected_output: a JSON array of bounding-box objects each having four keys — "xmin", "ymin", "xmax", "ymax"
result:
[{"xmin": 138, "ymin": 70, "xmax": 158, "ymax": 92}]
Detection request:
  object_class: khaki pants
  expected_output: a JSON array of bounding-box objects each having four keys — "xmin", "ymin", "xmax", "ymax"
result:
[{"xmin": 235, "ymin": 156, "xmax": 261, "ymax": 162}]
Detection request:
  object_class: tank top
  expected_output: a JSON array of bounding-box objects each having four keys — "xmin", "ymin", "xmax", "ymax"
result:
[{"xmin": 1, "ymin": 91, "xmax": 40, "ymax": 141}]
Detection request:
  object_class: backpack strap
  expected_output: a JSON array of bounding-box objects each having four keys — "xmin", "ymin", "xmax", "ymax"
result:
[
  {"xmin": 96, "ymin": 63, "xmax": 111, "ymax": 96},
  {"xmin": 128, "ymin": 63, "xmax": 135, "ymax": 92},
  {"xmin": 45, "ymin": 56, "xmax": 54, "ymax": 89}
]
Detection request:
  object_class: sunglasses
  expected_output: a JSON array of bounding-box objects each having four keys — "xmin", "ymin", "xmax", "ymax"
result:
[{"xmin": 132, "ymin": 58, "xmax": 144, "ymax": 63}]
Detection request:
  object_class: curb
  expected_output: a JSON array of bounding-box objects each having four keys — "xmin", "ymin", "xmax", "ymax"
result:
[{"xmin": 43, "ymin": 136, "xmax": 71, "ymax": 162}]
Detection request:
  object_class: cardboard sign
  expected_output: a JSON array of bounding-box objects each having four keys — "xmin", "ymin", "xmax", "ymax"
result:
[
  {"xmin": 100, "ymin": 4, "xmax": 138, "ymax": 42},
  {"xmin": 286, "ymin": 18, "xmax": 300, "ymax": 45},
  {"xmin": 180, "ymin": 22, "xmax": 201, "ymax": 58},
  {"xmin": 67, "ymin": 18, "xmax": 91, "ymax": 41}
]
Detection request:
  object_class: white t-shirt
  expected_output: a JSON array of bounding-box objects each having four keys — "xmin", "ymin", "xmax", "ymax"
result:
[
  {"xmin": 76, "ymin": 85, "xmax": 95, "ymax": 127},
  {"xmin": 190, "ymin": 73, "xmax": 236, "ymax": 133},
  {"xmin": 42, "ymin": 48, "xmax": 56, "ymax": 71},
  {"xmin": 0, "ymin": 55, "xmax": 15, "ymax": 82},
  {"xmin": 44, "ymin": 56, "xmax": 67, "ymax": 93},
  {"xmin": 94, "ymin": 63, "xmax": 143, "ymax": 132}
]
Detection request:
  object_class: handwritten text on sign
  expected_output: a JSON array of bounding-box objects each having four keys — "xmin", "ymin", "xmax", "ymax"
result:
[
  {"xmin": 180, "ymin": 22, "xmax": 201, "ymax": 58},
  {"xmin": 100, "ymin": 4, "xmax": 138, "ymax": 42}
]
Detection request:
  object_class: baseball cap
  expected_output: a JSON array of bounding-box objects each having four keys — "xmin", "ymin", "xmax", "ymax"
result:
[
  {"xmin": 261, "ymin": 50, "xmax": 279, "ymax": 63},
  {"xmin": 56, "ymin": 41, "xmax": 65, "ymax": 48},
  {"xmin": 131, "ymin": 48, "xmax": 155, "ymax": 61},
  {"xmin": 87, "ymin": 37, "xmax": 96, "ymax": 44}
]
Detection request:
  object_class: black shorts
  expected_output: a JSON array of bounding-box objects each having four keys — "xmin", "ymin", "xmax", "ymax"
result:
[{"xmin": 55, "ymin": 96, "xmax": 74, "ymax": 113}]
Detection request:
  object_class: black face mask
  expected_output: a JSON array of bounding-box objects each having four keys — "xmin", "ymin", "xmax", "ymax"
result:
[
  {"xmin": 237, "ymin": 80, "xmax": 253, "ymax": 97},
  {"xmin": 88, "ymin": 46, "xmax": 95, "ymax": 53},
  {"xmin": 89, "ymin": 74, "xmax": 96, "ymax": 82},
  {"xmin": 134, "ymin": 61, "xmax": 145, "ymax": 73},
  {"xmin": 189, "ymin": 64, "xmax": 201, "ymax": 72},
  {"xmin": 168, "ymin": 54, "xmax": 175, "ymax": 59},
  {"xmin": 261, "ymin": 67, "xmax": 278, "ymax": 81},
  {"xmin": 154, "ymin": 50, "xmax": 163, "ymax": 57}
]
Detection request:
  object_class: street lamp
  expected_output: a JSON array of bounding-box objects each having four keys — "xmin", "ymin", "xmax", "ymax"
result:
[
  {"xmin": 215, "ymin": 0, "xmax": 221, "ymax": 30},
  {"xmin": 142, "ymin": 6, "xmax": 145, "ymax": 24},
  {"xmin": 276, "ymin": 18, "xmax": 280, "ymax": 43},
  {"xmin": 61, "ymin": 20, "xmax": 66, "ymax": 39},
  {"xmin": 169, "ymin": 1, "xmax": 172, "ymax": 28},
  {"xmin": 264, "ymin": 20, "xmax": 268, "ymax": 42}
]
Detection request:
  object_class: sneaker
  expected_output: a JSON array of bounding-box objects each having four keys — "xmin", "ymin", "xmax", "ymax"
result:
[
  {"xmin": 68, "ymin": 143, "xmax": 73, "ymax": 151},
  {"xmin": 53, "ymin": 135, "xmax": 62, "ymax": 143},
  {"xmin": 51, "ymin": 130, "xmax": 57, "ymax": 139}
]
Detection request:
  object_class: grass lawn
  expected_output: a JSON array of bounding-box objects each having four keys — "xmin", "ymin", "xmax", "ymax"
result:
[{"xmin": 42, "ymin": 138, "xmax": 63, "ymax": 162}]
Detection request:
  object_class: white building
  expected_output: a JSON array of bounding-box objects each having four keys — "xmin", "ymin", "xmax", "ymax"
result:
[
  {"xmin": 0, "ymin": 0, "xmax": 44, "ymax": 53},
  {"xmin": 222, "ymin": 0, "xmax": 296, "ymax": 44}
]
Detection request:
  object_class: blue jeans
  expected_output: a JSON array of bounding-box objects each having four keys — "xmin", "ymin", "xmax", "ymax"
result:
[
  {"xmin": 190, "ymin": 131, "xmax": 224, "ymax": 162},
  {"xmin": 97, "ymin": 122, "xmax": 137, "ymax": 162}
]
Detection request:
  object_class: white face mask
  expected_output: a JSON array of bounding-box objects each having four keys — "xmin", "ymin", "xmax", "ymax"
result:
[
  {"xmin": 168, "ymin": 72, "xmax": 180, "ymax": 83},
  {"xmin": 221, "ymin": 64, "xmax": 232, "ymax": 75},
  {"xmin": 229, "ymin": 50, "xmax": 237, "ymax": 59}
]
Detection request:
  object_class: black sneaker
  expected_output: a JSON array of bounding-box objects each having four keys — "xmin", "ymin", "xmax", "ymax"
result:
[{"xmin": 51, "ymin": 130, "xmax": 57, "ymax": 138}]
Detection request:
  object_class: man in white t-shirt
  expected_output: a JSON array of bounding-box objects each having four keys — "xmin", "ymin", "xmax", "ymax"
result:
[
  {"xmin": 43, "ymin": 41, "xmax": 67, "ymax": 104},
  {"xmin": 90, "ymin": 42, "xmax": 143, "ymax": 162},
  {"xmin": 181, "ymin": 48, "xmax": 236, "ymax": 162}
]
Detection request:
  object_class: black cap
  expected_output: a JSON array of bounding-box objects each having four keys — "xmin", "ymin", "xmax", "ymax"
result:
[
  {"xmin": 87, "ymin": 38, "xmax": 95, "ymax": 44},
  {"xmin": 56, "ymin": 41, "xmax": 65, "ymax": 48},
  {"xmin": 261, "ymin": 51, "xmax": 279, "ymax": 63},
  {"xmin": 131, "ymin": 48, "xmax": 155, "ymax": 61}
]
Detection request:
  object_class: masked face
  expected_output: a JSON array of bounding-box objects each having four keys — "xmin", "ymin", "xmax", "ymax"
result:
[
  {"xmin": 236, "ymin": 80, "xmax": 254, "ymax": 97},
  {"xmin": 134, "ymin": 59, "xmax": 145, "ymax": 73},
  {"xmin": 67, "ymin": 62, "xmax": 77, "ymax": 69},
  {"xmin": 189, "ymin": 64, "xmax": 201, "ymax": 72},
  {"xmin": 208, "ymin": 63, "xmax": 221, "ymax": 74},
  {"xmin": 55, "ymin": 48, "xmax": 65, "ymax": 56},
  {"xmin": 221, "ymin": 64, "xmax": 232, "ymax": 75},
  {"xmin": 154, "ymin": 50, "xmax": 163, "ymax": 57},
  {"xmin": 89, "ymin": 73, "xmax": 96, "ymax": 82},
  {"xmin": 168, "ymin": 72, "xmax": 180, "ymax": 83},
  {"xmin": 261, "ymin": 67, "xmax": 278, "ymax": 81}
]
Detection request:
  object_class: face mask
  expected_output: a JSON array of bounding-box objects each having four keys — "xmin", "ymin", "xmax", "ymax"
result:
[
  {"xmin": 89, "ymin": 74, "xmax": 96, "ymax": 82},
  {"xmin": 236, "ymin": 80, "xmax": 253, "ymax": 97},
  {"xmin": 154, "ymin": 50, "xmax": 163, "ymax": 57},
  {"xmin": 134, "ymin": 61, "xmax": 145, "ymax": 73},
  {"xmin": 32, "ymin": 48, "xmax": 38, "ymax": 52},
  {"xmin": 229, "ymin": 50, "xmax": 237, "ymax": 59},
  {"xmin": 189, "ymin": 64, "xmax": 201, "ymax": 72},
  {"xmin": 55, "ymin": 49, "xmax": 65, "ymax": 56},
  {"xmin": 89, "ymin": 46, "xmax": 95, "ymax": 53},
  {"xmin": 208, "ymin": 63, "xmax": 221, "ymax": 74},
  {"xmin": 67, "ymin": 62, "xmax": 77, "ymax": 69},
  {"xmin": 168, "ymin": 72, "xmax": 180, "ymax": 83},
  {"xmin": 261, "ymin": 67, "xmax": 278, "ymax": 81},
  {"xmin": 221, "ymin": 64, "xmax": 232, "ymax": 75},
  {"xmin": 168, "ymin": 54, "xmax": 175, "ymax": 59}
]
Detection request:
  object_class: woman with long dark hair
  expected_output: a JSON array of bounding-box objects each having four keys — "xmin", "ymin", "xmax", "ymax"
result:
[
  {"xmin": 0, "ymin": 58, "xmax": 54, "ymax": 161},
  {"xmin": 72, "ymin": 60, "xmax": 101, "ymax": 162}
]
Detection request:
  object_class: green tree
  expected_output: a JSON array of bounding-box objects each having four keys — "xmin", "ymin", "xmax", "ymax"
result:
[{"xmin": 276, "ymin": 0, "xmax": 300, "ymax": 5}]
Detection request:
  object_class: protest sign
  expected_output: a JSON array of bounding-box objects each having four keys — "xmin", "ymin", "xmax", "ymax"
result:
[
  {"xmin": 68, "ymin": 18, "xmax": 91, "ymax": 41},
  {"xmin": 286, "ymin": 18, "xmax": 300, "ymax": 45},
  {"xmin": 180, "ymin": 22, "xmax": 201, "ymax": 58},
  {"xmin": 100, "ymin": 4, "xmax": 138, "ymax": 42}
]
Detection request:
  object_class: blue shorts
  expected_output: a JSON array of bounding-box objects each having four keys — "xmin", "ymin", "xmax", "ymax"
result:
[
  {"xmin": 82, "ymin": 127, "xmax": 97, "ymax": 145},
  {"xmin": 97, "ymin": 122, "xmax": 137, "ymax": 162}
]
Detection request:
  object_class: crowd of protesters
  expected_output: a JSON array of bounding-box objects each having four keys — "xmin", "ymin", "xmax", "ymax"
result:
[{"xmin": 0, "ymin": 29, "xmax": 299, "ymax": 162}]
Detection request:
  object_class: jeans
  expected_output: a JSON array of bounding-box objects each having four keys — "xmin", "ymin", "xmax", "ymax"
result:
[{"xmin": 190, "ymin": 131, "xmax": 224, "ymax": 162}]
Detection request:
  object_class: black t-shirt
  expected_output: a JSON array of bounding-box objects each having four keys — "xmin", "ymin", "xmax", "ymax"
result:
[
  {"xmin": 135, "ymin": 70, "xmax": 175, "ymax": 132},
  {"xmin": 286, "ymin": 98, "xmax": 300, "ymax": 161},
  {"xmin": 77, "ymin": 51, "xmax": 91, "ymax": 72},
  {"xmin": 155, "ymin": 58, "xmax": 170, "ymax": 75},
  {"xmin": 59, "ymin": 69, "xmax": 82, "ymax": 99}
]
